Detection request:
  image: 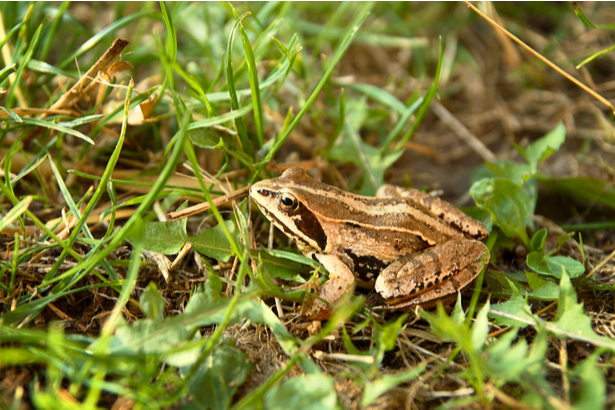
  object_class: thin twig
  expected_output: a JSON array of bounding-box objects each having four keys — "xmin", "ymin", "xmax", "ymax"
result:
[
  {"xmin": 165, "ymin": 186, "xmax": 250, "ymax": 222},
  {"xmin": 586, "ymin": 248, "xmax": 615, "ymax": 278},
  {"xmin": 312, "ymin": 350, "xmax": 375, "ymax": 364},
  {"xmin": 431, "ymin": 100, "xmax": 497, "ymax": 163},
  {"xmin": 465, "ymin": 1, "xmax": 615, "ymax": 114}
]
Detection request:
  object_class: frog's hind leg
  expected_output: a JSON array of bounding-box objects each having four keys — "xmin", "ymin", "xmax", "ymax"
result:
[
  {"xmin": 374, "ymin": 239, "xmax": 489, "ymax": 309},
  {"xmin": 303, "ymin": 253, "xmax": 356, "ymax": 320}
]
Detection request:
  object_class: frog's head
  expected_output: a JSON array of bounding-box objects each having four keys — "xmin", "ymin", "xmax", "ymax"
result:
[{"xmin": 250, "ymin": 167, "xmax": 329, "ymax": 252}]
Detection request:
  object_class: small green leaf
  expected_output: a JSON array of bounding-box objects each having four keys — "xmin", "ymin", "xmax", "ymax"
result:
[
  {"xmin": 189, "ymin": 343, "xmax": 252, "ymax": 410},
  {"xmin": 490, "ymin": 283, "xmax": 534, "ymax": 328},
  {"xmin": 470, "ymin": 178, "xmax": 532, "ymax": 245},
  {"xmin": 191, "ymin": 220, "xmax": 239, "ymax": 262},
  {"xmin": 264, "ymin": 374, "xmax": 340, "ymax": 410},
  {"xmin": 525, "ymin": 271, "xmax": 560, "ymax": 300},
  {"xmin": 342, "ymin": 327, "xmax": 363, "ymax": 356},
  {"xmin": 188, "ymin": 129, "xmax": 224, "ymax": 149},
  {"xmin": 553, "ymin": 271, "xmax": 600, "ymax": 341},
  {"xmin": 547, "ymin": 256, "xmax": 585, "ymax": 278},
  {"xmin": 557, "ymin": 231, "xmax": 575, "ymax": 248},
  {"xmin": 571, "ymin": 354, "xmax": 606, "ymax": 410},
  {"xmin": 526, "ymin": 252, "xmax": 551, "ymax": 276},
  {"xmin": 484, "ymin": 161, "xmax": 533, "ymax": 185},
  {"xmin": 487, "ymin": 270, "xmax": 526, "ymax": 294},
  {"xmin": 361, "ymin": 364, "xmax": 426, "ymax": 407},
  {"xmin": 516, "ymin": 122, "xmax": 566, "ymax": 170},
  {"xmin": 484, "ymin": 328, "xmax": 529, "ymax": 382},
  {"xmin": 184, "ymin": 288, "xmax": 299, "ymax": 356},
  {"xmin": 256, "ymin": 249, "xmax": 312, "ymax": 282},
  {"xmin": 527, "ymin": 252, "xmax": 584, "ymax": 279},
  {"xmin": 377, "ymin": 314, "xmax": 407, "ymax": 352},
  {"xmin": 471, "ymin": 300, "xmax": 490, "ymax": 350},
  {"xmin": 127, "ymin": 217, "xmax": 186, "ymax": 255},
  {"xmin": 530, "ymin": 228, "xmax": 547, "ymax": 252},
  {"xmin": 451, "ymin": 292, "xmax": 466, "ymax": 325},
  {"xmin": 140, "ymin": 282, "xmax": 165, "ymax": 321},
  {"xmin": 106, "ymin": 318, "xmax": 198, "ymax": 367}
]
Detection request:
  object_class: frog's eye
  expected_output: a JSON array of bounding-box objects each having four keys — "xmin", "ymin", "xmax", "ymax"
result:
[{"xmin": 279, "ymin": 193, "xmax": 298, "ymax": 211}]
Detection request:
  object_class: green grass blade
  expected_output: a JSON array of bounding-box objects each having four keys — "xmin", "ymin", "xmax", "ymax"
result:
[
  {"xmin": 27, "ymin": 59, "xmax": 77, "ymax": 79},
  {"xmin": 240, "ymin": 19, "xmax": 264, "ymax": 147},
  {"xmin": 342, "ymin": 82, "xmax": 407, "ymax": 114},
  {"xmin": 1, "ymin": 116, "xmax": 95, "ymax": 144},
  {"xmin": 10, "ymin": 153, "xmax": 47, "ymax": 185},
  {"xmin": 298, "ymin": 19, "xmax": 429, "ymax": 49},
  {"xmin": 0, "ymin": 184, "xmax": 85, "ymax": 266},
  {"xmin": 392, "ymin": 36, "xmax": 444, "ymax": 152},
  {"xmin": 0, "ymin": 21, "xmax": 23, "ymax": 51},
  {"xmin": 39, "ymin": 2, "xmax": 70, "ymax": 62},
  {"xmin": 46, "ymin": 96, "xmax": 192, "ymax": 298},
  {"xmin": 57, "ymin": 114, "xmax": 105, "ymax": 127},
  {"xmin": 45, "ymin": 156, "xmax": 119, "ymax": 284},
  {"xmin": 160, "ymin": 1, "xmax": 177, "ymax": 62},
  {"xmin": 6, "ymin": 23, "xmax": 43, "ymax": 108},
  {"xmin": 380, "ymin": 95, "xmax": 423, "ymax": 153},
  {"xmin": 187, "ymin": 104, "xmax": 253, "ymax": 129},
  {"xmin": 173, "ymin": 61, "xmax": 213, "ymax": 116},
  {"xmin": 183, "ymin": 140, "xmax": 242, "ymax": 261},
  {"xmin": 226, "ymin": 12, "xmax": 255, "ymax": 158},
  {"xmin": 43, "ymin": 80, "xmax": 137, "ymax": 285},
  {"xmin": 0, "ymin": 63, "xmax": 17, "ymax": 84},
  {"xmin": 0, "ymin": 106, "xmax": 22, "ymax": 122},
  {"xmin": 573, "ymin": 2, "xmax": 615, "ymax": 29},
  {"xmin": 58, "ymin": 9, "xmax": 156, "ymax": 69},
  {"xmin": 0, "ymin": 196, "xmax": 32, "ymax": 232},
  {"xmin": 311, "ymin": 2, "xmax": 351, "ymax": 60},
  {"xmin": 258, "ymin": 3, "xmax": 373, "ymax": 171},
  {"xmin": 576, "ymin": 43, "xmax": 615, "ymax": 69}
]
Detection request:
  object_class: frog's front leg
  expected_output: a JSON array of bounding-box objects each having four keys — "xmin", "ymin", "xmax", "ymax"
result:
[
  {"xmin": 303, "ymin": 253, "xmax": 356, "ymax": 320},
  {"xmin": 374, "ymin": 239, "xmax": 489, "ymax": 309}
]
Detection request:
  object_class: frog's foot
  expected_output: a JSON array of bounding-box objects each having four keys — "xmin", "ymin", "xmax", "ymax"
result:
[
  {"xmin": 302, "ymin": 253, "xmax": 355, "ymax": 320},
  {"xmin": 374, "ymin": 239, "xmax": 489, "ymax": 309}
]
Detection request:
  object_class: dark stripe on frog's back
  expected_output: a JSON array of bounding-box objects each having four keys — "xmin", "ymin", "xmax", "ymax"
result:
[{"xmin": 291, "ymin": 183, "xmax": 464, "ymax": 245}]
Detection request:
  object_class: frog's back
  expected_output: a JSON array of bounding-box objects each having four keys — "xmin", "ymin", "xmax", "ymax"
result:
[{"xmin": 292, "ymin": 182, "xmax": 465, "ymax": 248}]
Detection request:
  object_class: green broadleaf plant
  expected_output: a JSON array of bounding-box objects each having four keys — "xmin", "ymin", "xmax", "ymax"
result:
[{"xmin": 470, "ymin": 123, "xmax": 570, "ymax": 256}]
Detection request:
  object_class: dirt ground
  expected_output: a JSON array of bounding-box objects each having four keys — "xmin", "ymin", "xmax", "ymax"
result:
[{"xmin": 2, "ymin": 2, "xmax": 615, "ymax": 409}]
